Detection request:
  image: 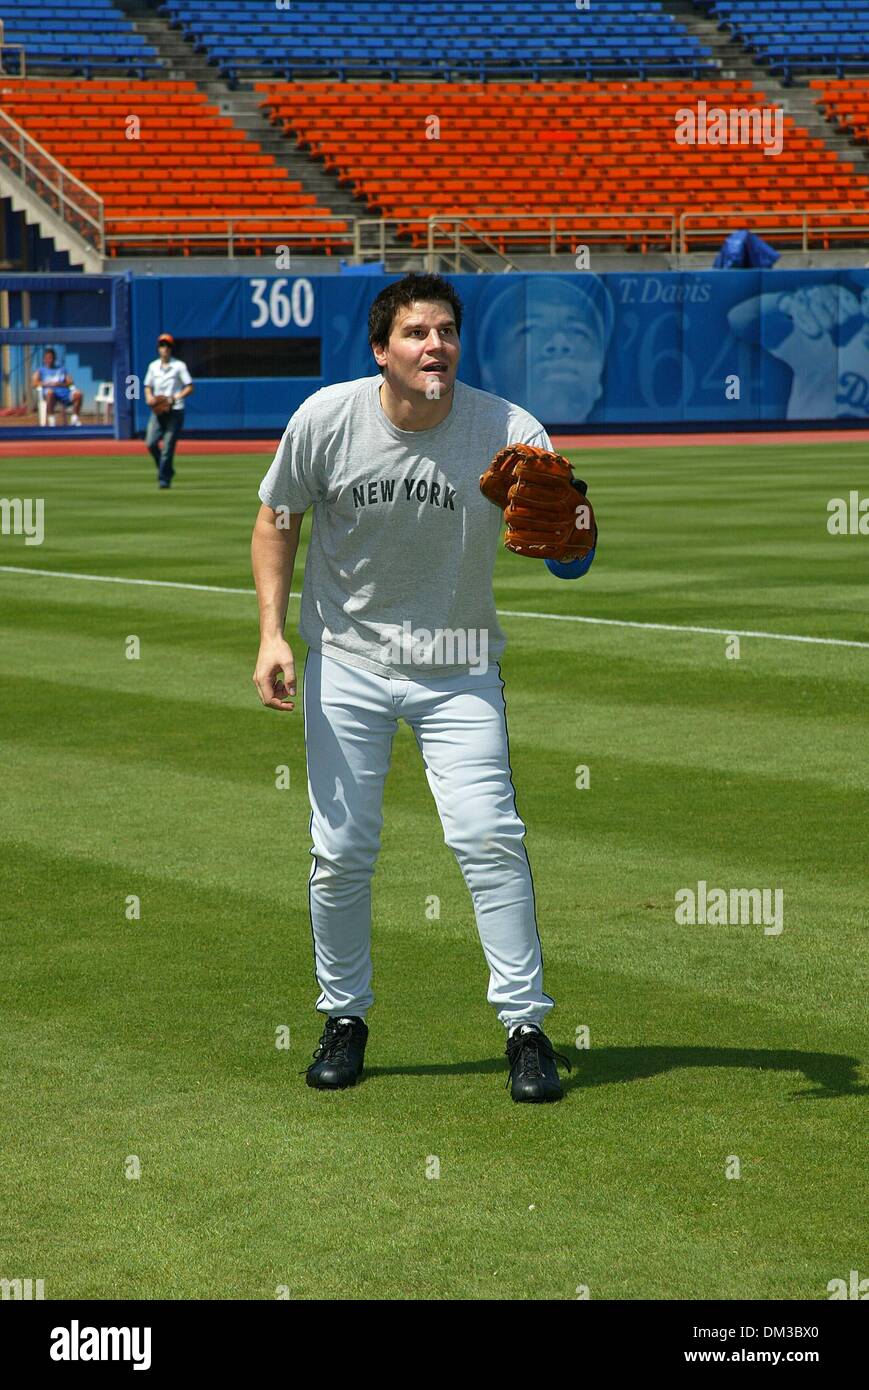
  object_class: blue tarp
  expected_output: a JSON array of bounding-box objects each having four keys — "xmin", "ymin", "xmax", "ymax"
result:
[{"xmin": 714, "ymin": 229, "xmax": 781, "ymax": 270}]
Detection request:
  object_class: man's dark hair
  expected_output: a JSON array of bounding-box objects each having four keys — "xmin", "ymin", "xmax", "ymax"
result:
[
  {"xmin": 368, "ymin": 272, "xmax": 463, "ymax": 373},
  {"xmin": 43, "ymin": 348, "xmax": 56, "ymax": 360}
]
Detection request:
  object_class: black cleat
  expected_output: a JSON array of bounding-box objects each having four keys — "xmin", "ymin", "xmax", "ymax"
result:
[
  {"xmin": 505, "ymin": 1025, "xmax": 571, "ymax": 1103},
  {"xmin": 305, "ymin": 1015, "xmax": 368, "ymax": 1090}
]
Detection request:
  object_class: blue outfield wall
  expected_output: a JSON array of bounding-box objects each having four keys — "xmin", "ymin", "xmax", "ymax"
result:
[
  {"xmin": 130, "ymin": 270, "xmax": 869, "ymax": 434},
  {"xmin": 0, "ymin": 273, "xmax": 133, "ymax": 439}
]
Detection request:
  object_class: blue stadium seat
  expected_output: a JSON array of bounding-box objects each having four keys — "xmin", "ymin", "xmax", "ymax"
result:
[
  {"xmin": 158, "ymin": 0, "xmax": 715, "ymax": 86},
  {"xmin": 0, "ymin": 1, "xmax": 162, "ymax": 78},
  {"xmin": 692, "ymin": 0, "xmax": 869, "ymax": 84}
]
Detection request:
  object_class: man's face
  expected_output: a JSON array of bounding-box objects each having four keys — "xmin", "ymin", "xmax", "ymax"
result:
[
  {"xmin": 158, "ymin": 342, "xmax": 171, "ymax": 358},
  {"xmin": 522, "ymin": 302, "xmax": 604, "ymax": 421},
  {"xmin": 44, "ymin": 353, "xmax": 55, "ymax": 367},
  {"xmin": 480, "ymin": 283, "xmax": 607, "ymax": 422},
  {"xmin": 374, "ymin": 300, "xmax": 460, "ymax": 397}
]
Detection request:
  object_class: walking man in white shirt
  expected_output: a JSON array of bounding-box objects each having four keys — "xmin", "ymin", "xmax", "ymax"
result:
[{"xmin": 143, "ymin": 333, "xmax": 194, "ymax": 489}]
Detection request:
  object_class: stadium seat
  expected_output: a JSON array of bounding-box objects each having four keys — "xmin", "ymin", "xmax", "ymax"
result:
[
  {"xmin": 0, "ymin": 1, "xmax": 162, "ymax": 78},
  {"xmin": 256, "ymin": 78, "xmax": 869, "ymax": 250},
  {"xmin": 0, "ymin": 79, "xmax": 351, "ymax": 255},
  {"xmin": 158, "ymin": 0, "xmax": 715, "ymax": 86},
  {"xmin": 812, "ymin": 78, "xmax": 869, "ymax": 146},
  {"xmin": 695, "ymin": 0, "xmax": 869, "ymax": 84}
]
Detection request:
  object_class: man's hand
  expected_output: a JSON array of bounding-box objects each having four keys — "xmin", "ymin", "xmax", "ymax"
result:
[
  {"xmin": 251, "ymin": 504, "xmax": 303, "ymax": 710},
  {"xmin": 253, "ymin": 636, "xmax": 297, "ymax": 711}
]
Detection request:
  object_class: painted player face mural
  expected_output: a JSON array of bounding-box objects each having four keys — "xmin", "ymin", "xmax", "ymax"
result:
[
  {"xmin": 477, "ymin": 276, "xmax": 614, "ymax": 423},
  {"xmin": 373, "ymin": 299, "xmax": 461, "ymax": 399}
]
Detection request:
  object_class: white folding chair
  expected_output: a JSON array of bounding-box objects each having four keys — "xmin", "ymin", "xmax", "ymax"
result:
[{"xmin": 95, "ymin": 380, "xmax": 114, "ymax": 422}]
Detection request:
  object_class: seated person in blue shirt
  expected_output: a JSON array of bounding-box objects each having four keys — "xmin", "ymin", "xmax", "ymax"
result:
[{"xmin": 32, "ymin": 348, "xmax": 83, "ymax": 427}]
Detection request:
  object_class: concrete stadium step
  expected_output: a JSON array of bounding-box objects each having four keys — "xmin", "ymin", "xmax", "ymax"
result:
[
  {"xmin": 117, "ymin": 13, "xmax": 221, "ymax": 83},
  {"xmin": 779, "ymin": 89, "xmax": 869, "ymax": 164},
  {"xmin": 658, "ymin": 0, "xmax": 762, "ymax": 79},
  {"xmin": 109, "ymin": 0, "xmax": 404, "ymax": 249}
]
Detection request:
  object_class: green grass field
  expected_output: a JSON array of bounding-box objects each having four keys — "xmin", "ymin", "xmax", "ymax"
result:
[{"xmin": 1, "ymin": 443, "xmax": 866, "ymax": 1301}]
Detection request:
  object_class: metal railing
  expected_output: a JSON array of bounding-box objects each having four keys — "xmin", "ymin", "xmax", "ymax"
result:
[
  {"xmin": 354, "ymin": 218, "xmax": 412, "ymax": 264},
  {"xmin": 8, "ymin": 197, "xmax": 864, "ymax": 262},
  {"xmin": 427, "ymin": 212, "xmax": 679, "ymax": 265},
  {"xmin": 355, "ymin": 211, "xmax": 679, "ymax": 266},
  {"xmin": 0, "ymin": 40, "xmax": 27, "ymax": 77},
  {"xmin": 0, "ymin": 107, "xmax": 103, "ymax": 253},
  {"xmin": 355, "ymin": 216, "xmax": 519, "ymax": 270},
  {"xmin": 427, "ymin": 217, "xmax": 519, "ymax": 272},
  {"xmin": 104, "ymin": 215, "xmax": 354, "ymax": 257},
  {"xmin": 680, "ymin": 208, "xmax": 869, "ymax": 253}
]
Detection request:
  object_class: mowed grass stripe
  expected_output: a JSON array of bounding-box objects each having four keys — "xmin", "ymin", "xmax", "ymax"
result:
[
  {"xmin": 1, "ymin": 444, "xmax": 867, "ymax": 634},
  {"xmin": 0, "ymin": 446, "xmax": 866, "ymax": 1300},
  {"xmin": 1, "ymin": 637, "xmax": 864, "ymax": 876},
  {"xmin": 1, "ymin": 841, "xmax": 862, "ymax": 1299},
  {"xmin": 6, "ymin": 562, "xmax": 869, "ymax": 649}
]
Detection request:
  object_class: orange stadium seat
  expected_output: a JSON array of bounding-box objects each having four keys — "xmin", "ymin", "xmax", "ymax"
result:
[
  {"xmin": 812, "ymin": 78, "xmax": 869, "ymax": 145},
  {"xmin": 3, "ymin": 74, "xmax": 866, "ymax": 256},
  {"xmin": 0, "ymin": 78, "xmax": 352, "ymax": 255},
  {"xmin": 252, "ymin": 77, "xmax": 869, "ymax": 250}
]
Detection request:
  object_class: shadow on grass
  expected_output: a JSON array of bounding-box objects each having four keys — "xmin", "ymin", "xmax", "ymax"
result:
[{"xmin": 364, "ymin": 1045, "xmax": 866, "ymax": 1098}]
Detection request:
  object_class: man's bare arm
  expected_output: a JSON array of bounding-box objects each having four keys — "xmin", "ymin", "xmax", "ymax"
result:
[{"xmin": 251, "ymin": 504, "xmax": 305, "ymax": 711}]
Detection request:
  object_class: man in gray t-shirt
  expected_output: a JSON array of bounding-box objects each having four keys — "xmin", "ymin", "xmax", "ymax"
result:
[
  {"xmin": 251, "ymin": 271, "xmax": 574, "ymax": 1103},
  {"xmin": 257, "ymin": 369, "xmax": 549, "ymax": 677}
]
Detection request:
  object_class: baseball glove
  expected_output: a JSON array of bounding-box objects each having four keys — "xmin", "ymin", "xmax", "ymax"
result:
[
  {"xmin": 480, "ymin": 443, "xmax": 597, "ymax": 562},
  {"xmin": 150, "ymin": 394, "xmax": 173, "ymax": 415}
]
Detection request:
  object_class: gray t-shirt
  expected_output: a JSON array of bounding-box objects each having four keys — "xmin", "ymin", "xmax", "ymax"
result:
[{"xmin": 257, "ymin": 374, "xmax": 553, "ymax": 677}]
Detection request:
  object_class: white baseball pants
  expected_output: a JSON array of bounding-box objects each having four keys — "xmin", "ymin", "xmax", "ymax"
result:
[{"xmin": 301, "ymin": 648, "xmax": 555, "ymax": 1032}]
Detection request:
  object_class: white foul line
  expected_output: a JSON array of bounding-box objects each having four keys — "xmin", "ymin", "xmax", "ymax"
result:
[
  {"xmin": 496, "ymin": 608, "xmax": 869, "ymax": 649},
  {"xmin": 1, "ymin": 564, "xmax": 868, "ymax": 650},
  {"xmin": 0, "ymin": 565, "xmax": 254, "ymax": 596}
]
